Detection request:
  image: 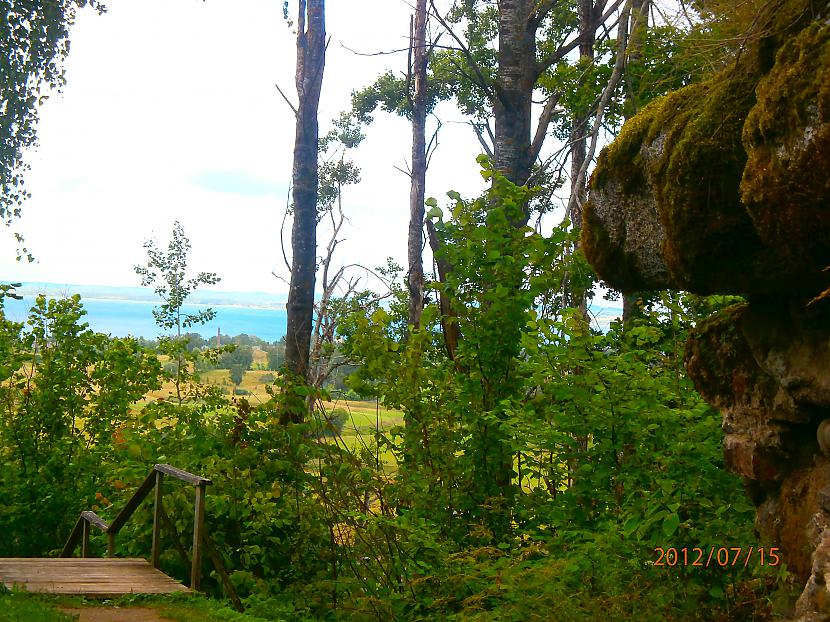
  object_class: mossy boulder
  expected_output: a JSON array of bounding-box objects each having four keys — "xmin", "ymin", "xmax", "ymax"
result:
[
  {"xmin": 741, "ymin": 20, "xmax": 830, "ymax": 275},
  {"xmin": 583, "ymin": 0, "xmax": 830, "ymax": 297}
]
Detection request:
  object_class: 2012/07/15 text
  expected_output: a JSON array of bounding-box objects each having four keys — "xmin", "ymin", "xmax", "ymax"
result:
[{"xmin": 654, "ymin": 547, "xmax": 780, "ymax": 568}]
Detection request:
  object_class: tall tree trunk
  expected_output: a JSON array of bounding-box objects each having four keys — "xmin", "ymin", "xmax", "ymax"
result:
[
  {"xmin": 568, "ymin": 0, "xmax": 597, "ymax": 230},
  {"xmin": 493, "ymin": 0, "xmax": 536, "ymax": 189},
  {"xmin": 407, "ymin": 0, "xmax": 429, "ymax": 329},
  {"xmin": 566, "ymin": 1, "xmax": 597, "ymax": 321},
  {"xmin": 464, "ymin": 0, "xmax": 537, "ymax": 542},
  {"xmin": 283, "ymin": 0, "xmax": 326, "ymax": 423},
  {"xmin": 622, "ymin": 0, "xmax": 648, "ymax": 325}
]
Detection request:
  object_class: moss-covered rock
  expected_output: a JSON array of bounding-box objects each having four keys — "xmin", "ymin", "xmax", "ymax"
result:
[
  {"xmin": 741, "ymin": 20, "xmax": 830, "ymax": 279},
  {"xmin": 583, "ymin": 3, "xmax": 830, "ymax": 616},
  {"xmin": 582, "ymin": 0, "xmax": 830, "ymax": 297}
]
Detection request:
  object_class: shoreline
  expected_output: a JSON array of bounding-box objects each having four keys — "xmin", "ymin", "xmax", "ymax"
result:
[{"xmin": 9, "ymin": 294, "xmax": 287, "ymax": 311}]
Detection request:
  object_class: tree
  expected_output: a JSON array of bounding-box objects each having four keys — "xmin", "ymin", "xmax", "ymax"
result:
[
  {"xmin": 1, "ymin": 0, "xmax": 103, "ymax": 260},
  {"xmin": 220, "ymin": 345, "xmax": 254, "ymax": 370},
  {"xmin": 282, "ymin": 0, "xmax": 326, "ymax": 423},
  {"xmin": 407, "ymin": 0, "xmax": 430, "ymax": 329},
  {"xmin": 229, "ymin": 364, "xmax": 245, "ymax": 386},
  {"xmin": 134, "ymin": 221, "xmax": 220, "ymax": 403}
]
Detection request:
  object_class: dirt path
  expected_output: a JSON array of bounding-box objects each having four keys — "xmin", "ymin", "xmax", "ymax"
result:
[{"xmin": 59, "ymin": 607, "xmax": 172, "ymax": 622}]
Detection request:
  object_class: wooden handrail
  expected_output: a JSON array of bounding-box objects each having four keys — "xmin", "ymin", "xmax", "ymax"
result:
[
  {"xmin": 61, "ymin": 464, "xmax": 213, "ymax": 591},
  {"xmin": 155, "ymin": 463, "xmax": 212, "ymax": 486}
]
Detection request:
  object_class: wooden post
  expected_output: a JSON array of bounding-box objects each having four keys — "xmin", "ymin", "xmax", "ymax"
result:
[
  {"xmin": 82, "ymin": 521, "xmax": 90, "ymax": 558},
  {"xmin": 151, "ymin": 470, "xmax": 164, "ymax": 568},
  {"xmin": 191, "ymin": 482, "xmax": 206, "ymax": 590},
  {"xmin": 107, "ymin": 532, "xmax": 116, "ymax": 557}
]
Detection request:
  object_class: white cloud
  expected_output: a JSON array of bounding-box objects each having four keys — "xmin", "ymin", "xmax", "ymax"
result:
[{"xmin": 1, "ymin": 0, "xmax": 487, "ymax": 294}]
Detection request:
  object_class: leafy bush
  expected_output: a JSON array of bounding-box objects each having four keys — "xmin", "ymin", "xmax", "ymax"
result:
[{"xmin": 0, "ymin": 295, "xmax": 161, "ymax": 555}]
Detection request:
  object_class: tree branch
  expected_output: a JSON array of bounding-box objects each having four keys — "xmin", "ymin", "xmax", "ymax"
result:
[
  {"xmin": 469, "ymin": 120, "xmax": 494, "ymax": 158},
  {"xmin": 534, "ymin": 0, "xmax": 624, "ymax": 79},
  {"xmin": 275, "ymin": 82, "xmax": 298, "ymax": 117},
  {"xmin": 566, "ymin": 0, "xmax": 636, "ymax": 220},
  {"xmin": 428, "ymin": 0, "xmax": 496, "ymax": 104},
  {"xmin": 529, "ymin": 91, "xmax": 561, "ymax": 164}
]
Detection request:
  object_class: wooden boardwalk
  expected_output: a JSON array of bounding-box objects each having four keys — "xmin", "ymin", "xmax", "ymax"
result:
[{"xmin": 0, "ymin": 558, "xmax": 189, "ymax": 597}]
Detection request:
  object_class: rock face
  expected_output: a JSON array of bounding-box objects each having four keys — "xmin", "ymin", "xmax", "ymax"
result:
[
  {"xmin": 581, "ymin": 1, "xmax": 830, "ymax": 617},
  {"xmin": 583, "ymin": 2, "xmax": 830, "ymax": 297}
]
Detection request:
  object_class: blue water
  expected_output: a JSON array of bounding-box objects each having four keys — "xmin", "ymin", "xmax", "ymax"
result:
[
  {"xmin": 3, "ymin": 296, "xmax": 287, "ymax": 343},
  {"xmin": 2, "ymin": 294, "xmax": 622, "ymax": 342}
]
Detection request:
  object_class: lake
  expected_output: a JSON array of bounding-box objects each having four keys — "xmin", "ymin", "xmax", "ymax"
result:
[
  {"xmin": 3, "ymin": 296, "xmax": 288, "ymax": 343},
  {"xmin": 2, "ymin": 295, "xmax": 622, "ymax": 342}
]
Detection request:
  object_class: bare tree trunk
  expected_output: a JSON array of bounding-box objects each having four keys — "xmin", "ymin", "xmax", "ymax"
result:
[
  {"xmin": 566, "ymin": 1, "xmax": 598, "ymax": 322},
  {"xmin": 283, "ymin": 0, "xmax": 326, "ymax": 423},
  {"xmin": 622, "ymin": 0, "xmax": 648, "ymax": 326},
  {"xmin": 568, "ymin": 0, "xmax": 597, "ymax": 230},
  {"xmin": 407, "ymin": 0, "xmax": 429, "ymax": 329}
]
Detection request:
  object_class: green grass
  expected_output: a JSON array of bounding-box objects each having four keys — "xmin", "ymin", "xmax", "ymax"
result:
[
  {"xmin": 0, "ymin": 592, "xmax": 73, "ymax": 622},
  {"xmin": 0, "ymin": 592, "xmax": 298, "ymax": 622}
]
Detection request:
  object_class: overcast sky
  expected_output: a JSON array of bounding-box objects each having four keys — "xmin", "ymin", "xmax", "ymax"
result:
[{"xmin": 0, "ymin": 0, "xmax": 488, "ymax": 294}]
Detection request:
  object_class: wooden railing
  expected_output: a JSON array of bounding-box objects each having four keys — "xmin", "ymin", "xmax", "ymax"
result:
[{"xmin": 61, "ymin": 464, "xmax": 211, "ymax": 590}]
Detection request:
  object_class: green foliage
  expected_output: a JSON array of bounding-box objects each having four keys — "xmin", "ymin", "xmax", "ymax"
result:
[
  {"xmin": 1, "ymin": 0, "xmax": 103, "ymax": 259},
  {"xmin": 135, "ymin": 221, "xmax": 221, "ymax": 403},
  {"xmin": 135, "ymin": 221, "xmax": 220, "ymax": 334},
  {"xmin": 221, "ymin": 346, "xmax": 254, "ymax": 371},
  {"xmin": 229, "ymin": 365, "xmax": 245, "ymax": 386},
  {"xmin": 0, "ymin": 295, "xmax": 161, "ymax": 555},
  {"xmin": 329, "ymin": 160, "xmax": 774, "ymax": 619},
  {"xmin": 106, "ymin": 398, "xmax": 332, "ymax": 602}
]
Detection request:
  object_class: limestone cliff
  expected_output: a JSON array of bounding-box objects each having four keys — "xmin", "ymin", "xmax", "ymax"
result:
[{"xmin": 581, "ymin": 1, "xmax": 830, "ymax": 617}]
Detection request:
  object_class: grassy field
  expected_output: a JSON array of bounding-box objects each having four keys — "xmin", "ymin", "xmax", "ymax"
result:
[{"xmin": 142, "ymin": 357, "xmax": 403, "ymax": 469}]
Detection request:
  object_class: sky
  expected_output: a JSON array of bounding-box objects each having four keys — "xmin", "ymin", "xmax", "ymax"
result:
[{"xmin": 0, "ymin": 0, "xmax": 489, "ymax": 295}]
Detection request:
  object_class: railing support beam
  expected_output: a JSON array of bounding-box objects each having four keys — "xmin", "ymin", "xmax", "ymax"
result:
[
  {"xmin": 191, "ymin": 482, "xmax": 207, "ymax": 590},
  {"xmin": 151, "ymin": 470, "xmax": 164, "ymax": 568},
  {"xmin": 82, "ymin": 521, "xmax": 90, "ymax": 558}
]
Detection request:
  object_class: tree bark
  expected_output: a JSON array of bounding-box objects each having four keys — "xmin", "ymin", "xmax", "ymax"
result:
[
  {"xmin": 568, "ymin": 0, "xmax": 597, "ymax": 231},
  {"xmin": 493, "ymin": 0, "xmax": 537, "ymax": 188},
  {"xmin": 284, "ymin": 0, "xmax": 326, "ymax": 422},
  {"xmin": 407, "ymin": 0, "xmax": 429, "ymax": 329},
  {"xmin": 622, "ymin": 0, "xmax": 648, "ymax": 326}
]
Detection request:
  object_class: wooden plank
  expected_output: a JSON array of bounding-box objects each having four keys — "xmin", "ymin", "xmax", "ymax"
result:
[
  {"xmin": 81, "ymin": 511, "xmax": 110, "ymax": 532},
  {"xmin": 154, "ymin": 464, "xmax": 212, "ymax": 486},
  {"xmin": 0, "ymin": 558, "xmax": 188, "ymax": 596},
  {"xmin": 151, "ymin": 471, "xmax": 164, "ymax": 568},
  {"xmin": 190, "ymin": 483, "xmax": 206, "ymax": 590},
  {"xmin": 60, "ymin": 516, "xmax": 84, "ymax": 558},
  {"xmin": 82, "ymin": 521, "xmax": 90, "ymax": 558},
  {"xmin": 108, "ymin": 471, "xmax": 157, "ymax": 534}
]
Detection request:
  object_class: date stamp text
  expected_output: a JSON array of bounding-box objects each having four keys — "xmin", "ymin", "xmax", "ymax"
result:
[{"xmin": 654, "ymin": 547, "xmax": 780, "ymax": 568}]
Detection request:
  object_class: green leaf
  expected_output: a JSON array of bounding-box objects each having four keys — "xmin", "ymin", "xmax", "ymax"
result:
[
  {"xmin": 622, "ymin": 516, "xmax": 641, "ymax": 537},
  {"xmin": 426, "ymin": 205, "xmax": 443, "ymax": 219},
  {"xmin": 708, "ymin": 585, "xmax": 725, "ymax": 599},
  {"xmin": 662, "ymin": 513, "xmax": 681, "ymax": 537}
]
